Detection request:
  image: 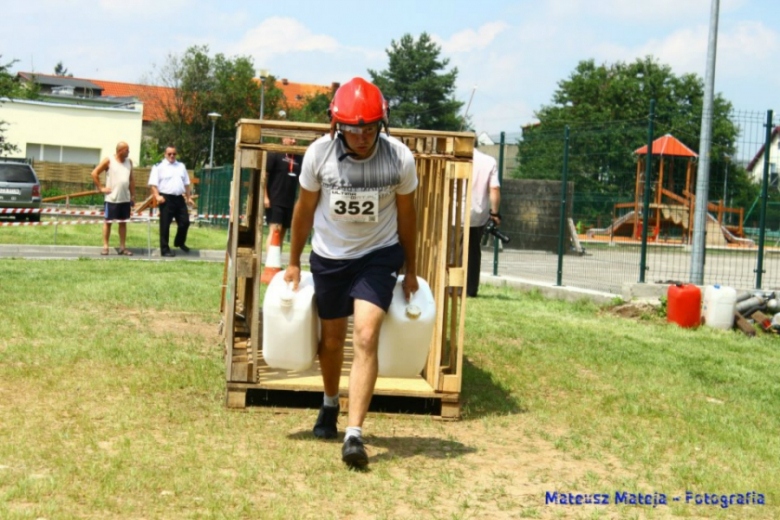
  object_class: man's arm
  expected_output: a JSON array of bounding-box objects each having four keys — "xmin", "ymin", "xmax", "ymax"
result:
[
  {"xmin": 90, "ymin": 158, "xmax": 112, "ymax": 194},
  {"xmin": 128, "ymin": 161, "xmax": 136, "ymax": 206},
  {"xmin": 489, "ymin": 187, "xmax": 501, "ymax": 224},
  {"xmin": 396, "ymin": 191, "xmax": 419, "ymax": 300},
  {"xmin": 182, "ymin": 165, "xmax": 194, "ymax": 206},
  {"xmin": 283, "ymin": 187, "xmax": 319, "ymax": 290}
]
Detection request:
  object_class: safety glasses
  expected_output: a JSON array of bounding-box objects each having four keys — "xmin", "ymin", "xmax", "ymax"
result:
[{"xmin": 339, "ymin": 123, "xmax": 379, "ymax": 135}]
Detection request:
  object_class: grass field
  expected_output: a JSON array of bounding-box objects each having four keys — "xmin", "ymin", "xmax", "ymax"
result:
[
  {"xmin": 1, "ymin": 259, "xmax": 779, "ymax": 519},
  {"xmin": 0, "ymin": 216, "xmax": 232, "ymax": 250}
]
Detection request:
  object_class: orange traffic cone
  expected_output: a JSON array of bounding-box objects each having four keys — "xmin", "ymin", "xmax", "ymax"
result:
[{"xmin": 261, "ymin": 227, "xmax": 283, "ymax": 284}]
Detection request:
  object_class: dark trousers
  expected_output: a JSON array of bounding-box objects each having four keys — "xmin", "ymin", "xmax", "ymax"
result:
[
  {"xmin": 467, "ymin": 225, "xmax": 486, "ymax": 297},
  {"xmin": 159, "ymin": 194, "xmax": 189, "ymax": 252}
]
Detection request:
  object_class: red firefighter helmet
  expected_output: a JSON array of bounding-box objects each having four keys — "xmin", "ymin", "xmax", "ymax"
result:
[{"xmin": 329, "ymin": 78, "xmax": 389, "ymax": 137}]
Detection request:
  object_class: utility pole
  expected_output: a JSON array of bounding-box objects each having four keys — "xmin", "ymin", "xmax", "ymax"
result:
[
  {"xmin": 690, "ymin": 0, "xmax": 720, "ymax": 284},
  {"xmin": 460, "ymin": 85, "xmax": 477, "ymax": 132}
]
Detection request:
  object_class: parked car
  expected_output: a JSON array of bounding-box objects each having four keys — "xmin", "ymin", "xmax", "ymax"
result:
[{"xmin": 0, "ymin": 160, "xmax": 42, "ymax": 221}]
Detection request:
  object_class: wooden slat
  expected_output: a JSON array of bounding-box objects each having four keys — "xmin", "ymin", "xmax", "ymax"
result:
[
  {"xmin": 240, "ymin": 124, "xmax": 262, "ymax": 144},
  {"xmin": 240, "ymin": 149, "xmax": 261, "ymax": 169},
  {"xmin": 236, "ymin": 247, "xmax": 255, "ymax": 278},
  {"xmin": 441, "ymin": 375, "xmax": 461, "ymax": 393},
  {"xmin": 250, "ymin": 153, "xmax": 268, "ymax": 380},
  {"xmin": 226, "ymin": 389, "xmax": 247, "ymax": 409},
  {"xmin": 224, "ymin": 149, "xmax": 244, "ymax": 381}
]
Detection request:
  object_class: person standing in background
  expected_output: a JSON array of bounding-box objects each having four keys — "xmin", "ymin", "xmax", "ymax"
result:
[
  {"xmin": 264, "ymin": 137, "xmax": 301, "ymax": 256},
  {"xmin": 148, "ymin": 146, "xmax": 193, "ymax": 257},
  {"xmin": 91, "ymin": 141, "xmax": 135, "ymax": 256},
  {"xmin": 466, "ymin": 145, "xmax": 501, "ymax": 297}
]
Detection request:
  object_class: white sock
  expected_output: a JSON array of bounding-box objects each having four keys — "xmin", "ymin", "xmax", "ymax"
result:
[
  {"xmin": 323, "ymin": 393, "xmax": 339, "ymax": 407},
  {"xmin": 345, "ymin": 426, "xmax": 362, "ymax": 441}
]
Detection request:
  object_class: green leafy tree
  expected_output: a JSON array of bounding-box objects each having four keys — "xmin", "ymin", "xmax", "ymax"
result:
[
  {"xmin": 517, "ymin": 57, "xmax": 741, "ymax": 199},
  {"xmin": 53, "ymin": 61, "xmax": 73, "ymax": 77},
  {"xmin": 286, "ymin": 92, "xmax": 331, "ymax": 124},
  {"xmin": 148, "ymin": 45, "xmax": 285, "ymax": 168},
  {"xmin": 369, "ymin": 33, "xmax": 463, "ymax": 131}
]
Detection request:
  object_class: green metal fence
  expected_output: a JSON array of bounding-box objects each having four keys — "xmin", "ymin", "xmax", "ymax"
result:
[
  {"xmin": 488, "ymin": 106, "xmax": 780, "ymax": 295},
  {"xmin": 196, "ymin": 165, "xmax": 246, "ymax": 226}
]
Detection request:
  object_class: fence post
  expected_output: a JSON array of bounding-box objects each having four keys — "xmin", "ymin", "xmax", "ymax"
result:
[
  {"xmin": 639, "ymin": 99, "xmax": 655, "ymax": 283},
  {"xmin": 756, "ymin": 109, "xmax": 773, "ymax": 289},
  {"xmin": 493, "ymin": 131, "xmax": 505, "ymax": 276},
  {"xmin": 556, "ymin": 126, "xmax": 570, "ymax": 286}
]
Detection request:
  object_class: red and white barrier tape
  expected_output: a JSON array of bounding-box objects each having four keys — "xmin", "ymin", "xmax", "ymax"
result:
[
  {"xmin": 0, "ymin": 214, "xmax": 243, "ymax": 226},
  {"xmin": 0, "ymin": 219, "xmax": 136, "ymax": 227},
  {"xmin": 0, "ymin": 208, "xmax": 236, "ymax": 219}
]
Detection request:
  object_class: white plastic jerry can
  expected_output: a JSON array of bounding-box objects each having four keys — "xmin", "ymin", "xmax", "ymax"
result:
[
  {"xmin": 262, "ymin": 270, "xmax": 318, "ymax": 371},
  {"xmin": 701, "ymin": 284, "xmax": 737, "ymax": 330},
  {"xmin": 377, "ymin": 275, "xmax": 436, "ymax": 378}
]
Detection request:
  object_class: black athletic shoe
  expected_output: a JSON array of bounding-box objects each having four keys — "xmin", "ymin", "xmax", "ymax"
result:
[
  {"xmin": 178, "ymin": 244, "xmax": 190, "ymax": 253},
  {"xmin": 312, "ymin": 404, "xmax": 339, "ymax": 439},
  {"xmin": 161, "ymin": 250, "xmax": 176, "ymax": 257},
  {"xmin": 342, "ymin": 436, "xmax": 369, "ymax": 468}
]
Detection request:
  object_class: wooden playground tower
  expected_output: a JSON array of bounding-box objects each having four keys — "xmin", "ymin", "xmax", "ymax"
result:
[{"xmin": 605, "ymin": 134, "xmax": 746, "ymax": 244}]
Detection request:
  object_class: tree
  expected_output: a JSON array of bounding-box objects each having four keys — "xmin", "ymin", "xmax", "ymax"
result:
[
  {"xmin": 516, "ymin": 57, "xmax": 741, "ymax": 198},
  {"xmin": 369, "ymin": 33, "xmax": 463, "ymax": 131},
  {"xmin": 147, "ymin": 45, "xmax": 285, "ymax": 168},
  {"xmin": 0, "ymin": 56, "xmax": 38, "ymax": 155},
  {"xmin": 286, "ymin": 92, "xmax": 331, "ymax": 124},
  {"xmin": 53, "ymin": 61, "xmax": 73, "ymax": 77}
]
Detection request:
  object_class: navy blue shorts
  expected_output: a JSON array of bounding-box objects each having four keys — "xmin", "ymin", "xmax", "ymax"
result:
[
  {"xmin": 105, "ymin": 202, "xmax": 132, "ymax": 221},
  {"xmin": 265, "ymin": 205, "xmax": 293, "ymax": 228},
  {"xmin": 310, "ymin": 243, "xmax": 405, "ymax": 320}
]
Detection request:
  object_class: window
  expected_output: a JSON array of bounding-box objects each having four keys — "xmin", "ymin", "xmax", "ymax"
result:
[{"xmin": 26, "ymin": 143, "xmax": 101, "ymax": 165}]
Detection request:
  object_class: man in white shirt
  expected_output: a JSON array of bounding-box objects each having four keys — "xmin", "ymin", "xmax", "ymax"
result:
[
  {"xmin": 284, "ymin": 78, "xmax": 418, "ymax": 468},
  {"xmin": 148, "ymin": 146, "xmax": 193, "ymax": 257},
  {"xmin": 467, "ymin": 146, "xmax": 501, "ymax": 297}
]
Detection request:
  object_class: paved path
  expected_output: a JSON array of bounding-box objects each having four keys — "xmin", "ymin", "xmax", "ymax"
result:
[{"xmin": 0, "ymin": 244, "xmax": 623, "ymax": 304}]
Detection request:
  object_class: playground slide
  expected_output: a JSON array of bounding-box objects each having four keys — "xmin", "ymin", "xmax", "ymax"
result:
[
  {"xmin": 707, "ymin": 213, "xmax": 755, "ymax": 247},
  {"xmin": 585, "ymin": 208, "xmax": 754, "ymax": 246},
  {"xmin": 586, "ymin": 211, "xmax": 635, "ymax": 238}
]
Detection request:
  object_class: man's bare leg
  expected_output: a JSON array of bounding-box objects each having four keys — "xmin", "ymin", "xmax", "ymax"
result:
[
  {"xmin": 313, "ymin": 317, "xmax": 347, "ymax": 440},
  {"xmin": 118, "ymin": 222, "xmax": 127, "ymax": 251},
  {"xmin": 102, "ymin": 222, "xmax": 111, "ymax": 250},
  {"xmin": 348, "ymin": 299, "xmax": 386, "ymax": 428},
  {"xmin": 341, "ymin": 299, "xmax": 385, "ymax": 467},
  {"xmin": 319, "ymin": 317, "xmax": 348, "ymax": 396}
]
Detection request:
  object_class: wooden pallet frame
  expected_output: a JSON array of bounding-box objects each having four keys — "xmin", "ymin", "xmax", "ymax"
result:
[{"xmin": 223, "ymin": 120, "xmax": 473, "ymax": 419}]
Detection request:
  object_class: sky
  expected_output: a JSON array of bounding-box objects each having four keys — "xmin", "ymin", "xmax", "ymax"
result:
[{"xmin": 3, "ymin": 0, "xmax": 779, "ymax": 140}]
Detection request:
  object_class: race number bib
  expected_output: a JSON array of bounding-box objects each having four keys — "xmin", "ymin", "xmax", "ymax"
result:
[{"xmin": 329, "ymin": 189, "xmax": 378, "ymax": 223}]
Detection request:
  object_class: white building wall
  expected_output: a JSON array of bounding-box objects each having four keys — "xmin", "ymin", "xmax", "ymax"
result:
[
  {"xmin": 748, "ymin": 132, "xmax": 780, "ymax": 185},
  {"xmin": 0, "ymin": 98, "xmax": 143, "ymax": 165}
]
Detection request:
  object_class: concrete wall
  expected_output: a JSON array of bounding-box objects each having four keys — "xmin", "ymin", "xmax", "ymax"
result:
[
  {"xmin": 0, "ymin": 98, "xmax": 143, "ymax": 165},
  {"xmin": 479, "ymin": 144, "xmax": 519, "ymax": 180},
  {"xmin": 500, "ymin": 179, "xmax": 574, "ymax": 253}
]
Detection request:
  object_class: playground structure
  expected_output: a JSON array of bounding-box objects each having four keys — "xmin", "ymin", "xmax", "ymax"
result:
[{"xmin": 587, "ymin": 134, "xmax": 754, "ymax": 247}]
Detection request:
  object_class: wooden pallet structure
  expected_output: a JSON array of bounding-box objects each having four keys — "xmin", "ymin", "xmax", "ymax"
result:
[{"xmin": 223, "ymin": 120, "xmax": 474, "ymax": 419}]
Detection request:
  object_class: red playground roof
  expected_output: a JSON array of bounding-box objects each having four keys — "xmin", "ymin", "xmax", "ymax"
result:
[{"xmin": 634, "ymin": 134, "xmax": 698, "ymax": 158}]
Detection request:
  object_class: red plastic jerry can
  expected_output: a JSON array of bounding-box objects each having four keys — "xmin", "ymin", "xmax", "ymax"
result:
[{"xmin": 667, "ymin": 283, "xmax": 701, "ymax": 328}]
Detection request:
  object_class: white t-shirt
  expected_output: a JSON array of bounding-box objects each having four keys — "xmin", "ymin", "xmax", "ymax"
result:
[
  {"xmin": 299, "ymin": 133, "xmax": 417, "ymax": 259},
  {"xmin": 470, "ymin": 149, "xmax": 501, "ymax": 228},
  {"xmin": 148, "ymin": 159, "xmax": 190, "ymax": 195}
]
